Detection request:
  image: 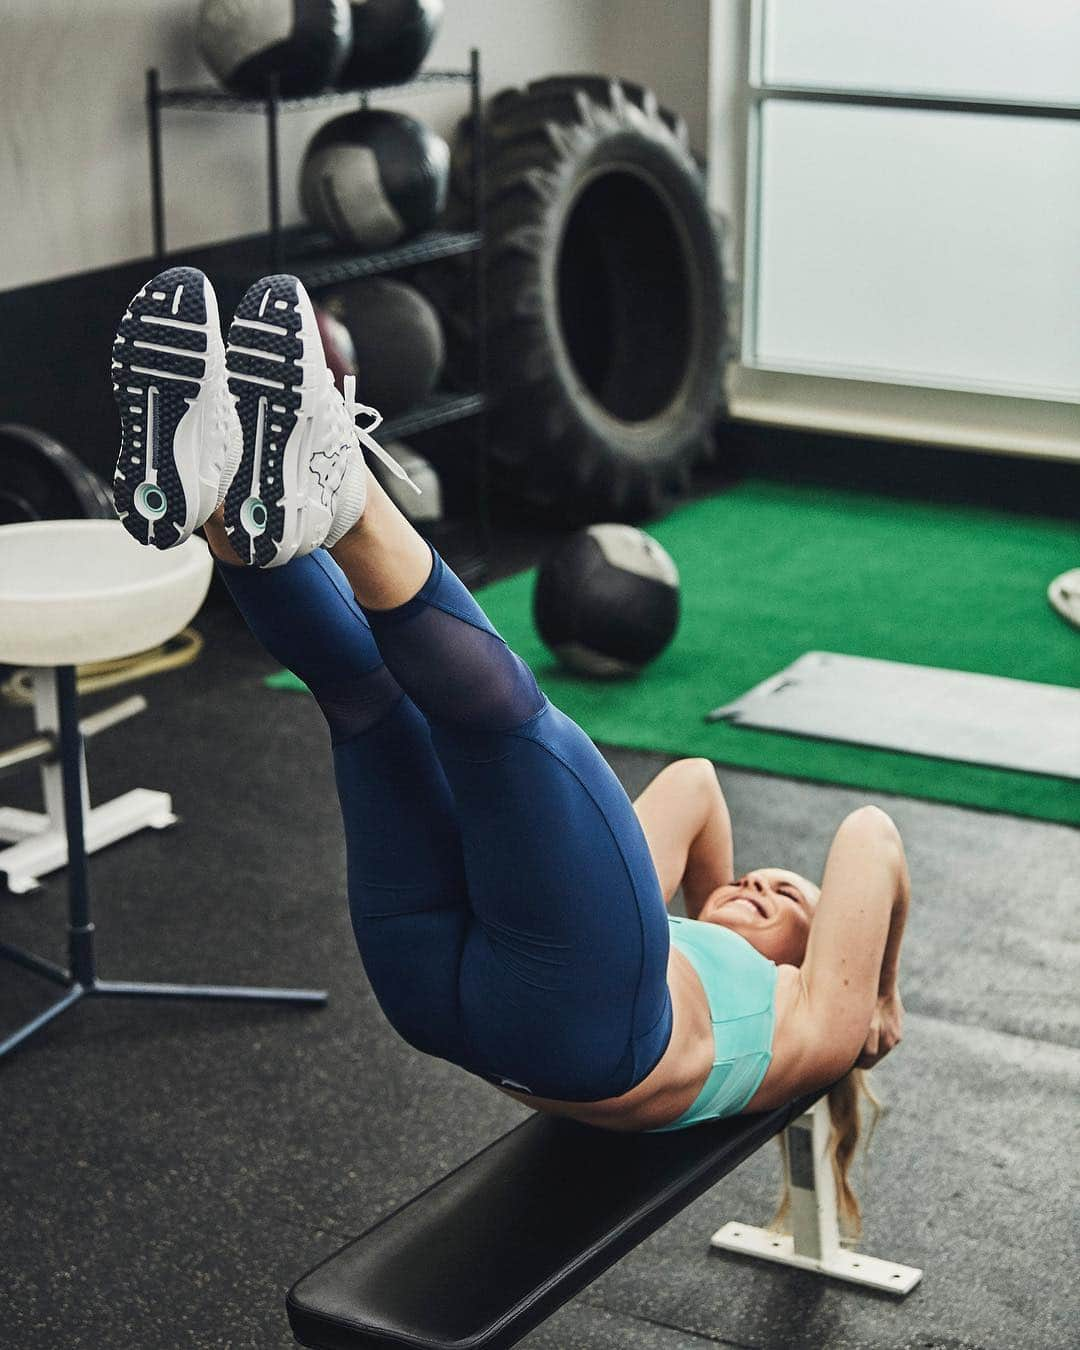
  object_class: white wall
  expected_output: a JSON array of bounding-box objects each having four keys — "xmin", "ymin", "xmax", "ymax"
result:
[
  {"xmin": 597, "ymin": 0, "xmax": 711, "ymax": 154},
  {"xmin": 0, "ymin": 0, "xmax": 610, "ymax": 292}
]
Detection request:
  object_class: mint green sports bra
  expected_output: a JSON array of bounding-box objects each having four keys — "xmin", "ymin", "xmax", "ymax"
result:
[{"xmin": 648, "ymin": 914, "xmax": 779, "ymax": 1132}]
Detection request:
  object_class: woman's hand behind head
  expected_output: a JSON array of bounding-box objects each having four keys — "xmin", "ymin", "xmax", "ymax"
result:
[{"xmin": 857, "ymin": 985, "xmax": 904, "ymax": 1069}]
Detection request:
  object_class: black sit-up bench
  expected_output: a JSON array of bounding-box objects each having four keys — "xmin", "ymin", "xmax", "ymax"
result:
[{"xmin": 287, "ymin": 1093, "xmax": 922, "ymax": 1350}]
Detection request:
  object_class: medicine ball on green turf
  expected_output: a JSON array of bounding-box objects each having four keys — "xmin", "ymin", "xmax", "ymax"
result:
[
  {"xmin": 326, "ymin": 278, "xmax": 445, "ymax": 415},
  {"xmin": 300, "ymin": 110, "xmax": 450, "ymax": 249},
  {"xmin": 337, "ymin": 0, "xmax": 444, "ymax": 89},
  {"xmin": 533, "ymin": 525, "xmax": 680, "ymax": 677},
  {"xmin": 197, "ymin": 0, "xmax": 352, "ymax": 97}
]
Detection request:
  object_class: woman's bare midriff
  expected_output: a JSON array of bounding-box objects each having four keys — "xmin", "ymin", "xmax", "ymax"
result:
[
  {"xmin": 496, "ymin": 955, "xmax": 810, "ymax": 1134},
  {"xmin": 497, "ymin": 949, "xmax": 806, "ymax": 1132}
]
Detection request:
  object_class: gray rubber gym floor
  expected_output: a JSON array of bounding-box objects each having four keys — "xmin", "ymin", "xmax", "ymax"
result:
[{"xmin": 2, "ymin": 537, "xmax": 1077, "ymax": 1350}]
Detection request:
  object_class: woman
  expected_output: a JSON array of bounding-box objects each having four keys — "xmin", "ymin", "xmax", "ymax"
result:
[{"xmin": 111, "ymin": 267, "xmax": 909, "ymax": 1140}]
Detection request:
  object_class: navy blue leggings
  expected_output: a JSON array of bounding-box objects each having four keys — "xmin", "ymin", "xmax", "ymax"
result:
[{"xmin": 216, "ymin": 545, "xmax": 673, "ymax": 1101}]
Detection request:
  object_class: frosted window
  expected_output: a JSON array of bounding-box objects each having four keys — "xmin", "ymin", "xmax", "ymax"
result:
[
  {"xmin": 750, "ymin": 100, "xmax": 1080, "ymax": 400},
  {"xmin": 760, "ymin": 0, "xmax": 1080, "ymax": 106}
]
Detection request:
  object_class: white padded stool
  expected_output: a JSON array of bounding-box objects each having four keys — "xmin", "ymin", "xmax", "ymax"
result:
[
  {"xmin": 0, "ymin": 520, "xmax": 212, "ymax": 892},
  {"xmin": 0, "ymin": 519, "xmax": 325, "ymax": 1059}
]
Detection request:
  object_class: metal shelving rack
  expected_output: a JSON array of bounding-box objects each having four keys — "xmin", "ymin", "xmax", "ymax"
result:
[{"xmin": 144, "ymin": 51, "xmax": 489, "ymax": 579}]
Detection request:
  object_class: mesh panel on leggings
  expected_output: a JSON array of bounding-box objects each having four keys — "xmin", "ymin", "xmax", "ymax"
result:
[
  {"xmin": 366, "ymin": 549, "xmax": 545, "ymax": 733},
  {"xmin": 313, "ymin": 666, "xmax": 406, "ymax": 745}
]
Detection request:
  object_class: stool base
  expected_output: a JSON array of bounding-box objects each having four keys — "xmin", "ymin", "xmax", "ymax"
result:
[
  {"xmin": 0, "ymin": 943, "xmax": 326, "ymax": 1059},
  {"xmin": 1, "ymin": 665, "xmax": 327, "ymax": 1063}
]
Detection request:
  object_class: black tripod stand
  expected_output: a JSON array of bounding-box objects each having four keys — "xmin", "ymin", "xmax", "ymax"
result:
[{"xmin": 0, "ymin": 665, "xmax": 326, "ymax": 1059}]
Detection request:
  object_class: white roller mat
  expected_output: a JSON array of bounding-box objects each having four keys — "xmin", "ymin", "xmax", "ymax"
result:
[{"xmin": 707, "ymin": 652, "xmax": 1080, "ymax": 780}]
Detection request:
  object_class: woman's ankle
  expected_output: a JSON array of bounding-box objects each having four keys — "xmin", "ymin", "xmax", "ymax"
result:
[
  {"xmin": 328, "ymin": 470, "xmax": 435, "ymax": 609},
  {"xmin": 202, "ymin": 514, "xmax": 246, "ymax": 567}
]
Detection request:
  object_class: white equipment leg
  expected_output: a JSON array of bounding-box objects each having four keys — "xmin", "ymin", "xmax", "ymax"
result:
[
  {"xmin": 711, "ymin": 1098, "xmax": 922, "ymax": 1295},
  {"xmin": 0, "ymin": 668, "xmax": 176, "ymax": 894}
]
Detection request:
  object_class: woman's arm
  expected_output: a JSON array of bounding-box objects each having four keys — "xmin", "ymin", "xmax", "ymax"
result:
[
  {"xmin": 790, "ymin": 806, "xmax": 909, "ymax": 1085},
  {"xmin": 633, "ymin": 759, "xmax": 734, "ymax": 914}
]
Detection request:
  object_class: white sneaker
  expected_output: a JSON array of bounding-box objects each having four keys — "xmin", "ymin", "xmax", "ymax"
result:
[
  {"xmin": 222, "ymin": 273, "xmax": 419, "ymax": 569},
  {"xmin": 111, "ymin": 267, "xmax": 242, "ymax": 548}
]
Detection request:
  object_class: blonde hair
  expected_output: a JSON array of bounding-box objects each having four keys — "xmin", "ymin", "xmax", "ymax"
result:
[{"xmin": 772, "ymin": 1069, "xmax": 882, "ymax": 1241}]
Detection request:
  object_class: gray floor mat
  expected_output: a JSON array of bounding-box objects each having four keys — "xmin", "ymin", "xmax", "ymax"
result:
[{"xmin": 709, "ymin": 651, "xmax": 1080, "ymax": 779}]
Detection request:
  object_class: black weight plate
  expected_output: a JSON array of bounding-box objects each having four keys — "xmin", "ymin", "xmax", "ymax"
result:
[{"xmin": 0, "ymin": 423, "xmax": 113, "ymax": 525}]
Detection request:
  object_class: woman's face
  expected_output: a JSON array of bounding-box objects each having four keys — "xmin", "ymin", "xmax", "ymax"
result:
[{"xmin": 698, "ymin": 868, "xmax": 820, "ymax": 966}]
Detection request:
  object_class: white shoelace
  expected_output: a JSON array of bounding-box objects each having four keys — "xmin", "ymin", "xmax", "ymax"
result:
[{"xmin": 340, "ymin": 373, "xmax": 423, "ymax": 496}]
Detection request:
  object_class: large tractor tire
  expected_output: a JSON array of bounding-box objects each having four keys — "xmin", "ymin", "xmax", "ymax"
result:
[{"xmin": 443, "ymin": 75, "xmax": 728, "ymax": 522}]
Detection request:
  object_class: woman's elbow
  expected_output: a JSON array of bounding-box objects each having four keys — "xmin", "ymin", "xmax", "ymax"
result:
[
  {"xmin": 680, "ymin": 757, "xmax": 723, "ymax": 801},
  {"xmin": 840, "ymin": 805, "xmax": 905, "ymax": 867},
  {"xmin": 844, "ymin": 803, "xmax": 899, "ymax": 837}
]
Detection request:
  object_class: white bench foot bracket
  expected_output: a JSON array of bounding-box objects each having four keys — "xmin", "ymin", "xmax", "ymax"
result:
[{"xmin": 712, "ymin": 1098, "xmax": 922, "ymax": 1296}]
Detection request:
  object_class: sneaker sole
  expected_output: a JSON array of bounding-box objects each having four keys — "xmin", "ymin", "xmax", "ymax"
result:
[
  {"xmin": 223, "ymin": 275, "xmax": 314, "ymax": 567},
  {"xmin": 110, "ymin": 267, "xmax": 220, "ymax": 548},
  {"xmin": 224, "ymin": 275, "xmax": 355, "ymax": 568}
]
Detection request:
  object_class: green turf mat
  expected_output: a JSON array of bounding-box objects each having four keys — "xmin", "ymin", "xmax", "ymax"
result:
[{"xmin": 266, "ymin": 483, "xmax": 1080, "ymax": 824}]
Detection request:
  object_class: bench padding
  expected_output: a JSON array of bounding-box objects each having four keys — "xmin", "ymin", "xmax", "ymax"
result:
[{"xmin": 287, "ymin": 1093, "xmax": 819, "ymax": 1350}]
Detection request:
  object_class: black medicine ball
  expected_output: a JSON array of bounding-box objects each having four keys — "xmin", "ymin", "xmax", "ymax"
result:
[
  {"xmin": 300, "ymin": 110, "xmax": 450, "ymax": 248},
  {"xmin": 327, "ymin": 279, "xmax": 445, "ymax": 416},
  {"xmin": 337, "ymin": 0, "xmax": 444, "ymax": 89},
  {"xmin": 533, "ymin": 525, "xmax": 680, "ymax": 677},
  {"xmin": 197, "ymin": 0, "xmax": 352, "ymax": 97}
]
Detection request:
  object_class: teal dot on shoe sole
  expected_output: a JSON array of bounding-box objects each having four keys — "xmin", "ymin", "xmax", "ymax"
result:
[
  {"xmin": 241, "ymin": 497, "xmax": 268, "ymax": 535},
  {"xmin": 134, "ymin": 482, "xmax": 168, "ymax": 520}
]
